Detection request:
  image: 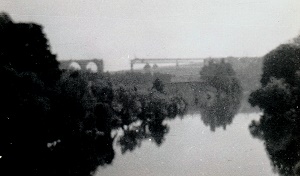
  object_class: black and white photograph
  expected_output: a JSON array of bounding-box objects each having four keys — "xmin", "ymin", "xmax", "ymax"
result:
[{"xmin": 1, "ymin": 1, "xmax": 300, "ymax": 176}]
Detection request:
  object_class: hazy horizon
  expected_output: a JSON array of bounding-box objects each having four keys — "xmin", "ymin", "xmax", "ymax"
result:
[{"xmin": 1, "ymin": 0, "xmax": 300, "ymax": 71}]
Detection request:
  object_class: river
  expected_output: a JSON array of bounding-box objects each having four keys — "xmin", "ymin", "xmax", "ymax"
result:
[{"xmin": 96, "ymin": 112, "xmax": 277, "ymax": 176}]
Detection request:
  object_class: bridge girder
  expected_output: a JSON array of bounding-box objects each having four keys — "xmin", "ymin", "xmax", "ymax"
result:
[{"xmin": 130, "ymin": 58, "xmax": 207, "ymax": 70}]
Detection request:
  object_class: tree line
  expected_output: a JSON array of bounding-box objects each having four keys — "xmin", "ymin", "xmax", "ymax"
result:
[
  {"xmin": 249, "ymin": 36, "xmax": 300, "ymax": 175},
  {"xmin": 198, "ymin": 59, "xmax": 242, "ymax": 131},
  {"xmin": 0, "ymin": 13, "xmax": 186, "ymax": 176}
]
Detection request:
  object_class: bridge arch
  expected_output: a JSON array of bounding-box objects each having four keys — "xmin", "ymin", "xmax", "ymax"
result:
[
  {"xmin": 59, "ymin": 59, "xmax": 103, "ymax": 72},
  {"xmin": 86, "ymin": 62, "xmax": 98, "ymax": 72},
  {"xmin": 69, "ymin": 62, "xmax": 81, "ymax": 70}
]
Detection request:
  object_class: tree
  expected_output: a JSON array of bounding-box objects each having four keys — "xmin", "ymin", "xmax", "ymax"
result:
[
  {"xmin": 0, "ymin": 12, "xmax": 61, "ymax": 176},
  {"xmin": 260, "ymin": 44, "xmax": 300, "ymax": 87},
  {"xmin": 249, "ymin": 42, "xmax": 300, "ymax": 176},
  {"xmin": 0, "ymin": 12, "xmax": 60, "ymax": 85},
  {"xmin": 152, "ymin": 78, "xmax": 164, "ymax": 93},
  {"xmin": 248, "ymin": 79, "xmax": 300, "ymax": 176},
  {"xmin": 143, "ymin": 63, "xmax": 151, "ymax": 72},
  {"xmin": 46, "ymin": 71, "xmax": 115, "ymax": 176},
  {"xmin": 200, "ymin": 59, "xmax": 242, "ymax": 96},
  {"xmin": 0, "ymin": 12, "xmax": 188, "ymax": 176},
  {"xmin": 249, "ymin": 78, "xmax": 293, "ymax": 115}
]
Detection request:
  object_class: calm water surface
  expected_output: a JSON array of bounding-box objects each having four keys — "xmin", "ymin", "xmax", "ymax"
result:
[{"xmin": 96, "ymin": 112, "xmax": 277, "ymax": 176}]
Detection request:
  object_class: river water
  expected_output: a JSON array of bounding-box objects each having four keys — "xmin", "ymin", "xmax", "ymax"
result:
[{"xmin": 96, "ymin": 112, "xmax": 277, "ymax": 176}]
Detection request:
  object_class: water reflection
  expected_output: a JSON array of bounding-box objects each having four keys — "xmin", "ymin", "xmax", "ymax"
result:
[
  {"xmin": 118, "ymin": 122, "xmax": 169, "ymax": 153},
  {"xmin": 116, "ymin": 93, "xmax": 186, "ymax": 154},
  {"xmin": 97, "ymin": 112, "xmax": 276, "ymax": 176},
  {"xmin": 249, "ymin": 113, "xmax": 300, "ymax": 176},
  {"xmin": 199, "ymin": 91, "xmax": 241, "ymax": 131}
]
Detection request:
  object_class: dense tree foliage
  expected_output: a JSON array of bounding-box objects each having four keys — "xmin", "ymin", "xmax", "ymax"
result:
[
  {"xmin": 0, "ymin": 12, "xmax": 60, "ymax": 175},
  {"xmin": 200, "ymin": 59, "xmax": 242, "ymax": 96},
  {"xmin": 0, "ymin": 12, "xmax": 187, "ymax": 176},
  {"xmin": 197, "ymin": 59, "xmax": 242, "ymax": 131},
  {"xmin": 45, "ymin": 71, "xmax": 115, "ymax": 176},
  {"xmin": 0, "ymin": 13, "xmax": 60, "ymax": 85},
  {"xmin": 260, "ymin": 44, "xmax": 300, "ymax": 87},
  {"xmin": 152, "ymin": 78, "xmax": 164, "ymax": 93},
  {"xmin": 249, "ymin": 42, "xmax": 300, "ymax": 176},
  {"xmin": 110, "ymin": 72, "xmax": 171, "ymax": 89}
]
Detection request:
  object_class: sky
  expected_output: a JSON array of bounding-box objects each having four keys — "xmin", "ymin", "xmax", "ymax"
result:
[{"xmin": 1, "ymin": 0, "xmax": 300, "ymax": 71}]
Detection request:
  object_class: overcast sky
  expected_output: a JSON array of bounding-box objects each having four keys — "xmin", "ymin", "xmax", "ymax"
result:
[{"xmin": 1, "ymin": 0, "xmax": 300, "ymax": 71}]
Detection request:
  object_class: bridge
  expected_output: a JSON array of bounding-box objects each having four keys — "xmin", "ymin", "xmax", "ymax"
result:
[
  {"xmin": 130, "ymin": 58, "xmax": 209, "ymax": 70},
  {"xmin": 59, "ymin": 59, "xmax": 104, "ymax": 72}
]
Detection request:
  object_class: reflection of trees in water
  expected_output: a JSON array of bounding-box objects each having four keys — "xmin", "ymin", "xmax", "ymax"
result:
[
  {"xmin": 199, "ymin": 59, "xmax": 242, "ymax": 131},
  {"xmin": 199, "ymin": 92, "xmax": 241, "ymax": 131},
  {"xmin": 249, "ymin": 43, "xmax": 300, "ymax": 176},
  {"xmin": 249, "ymin": 113, "xmax": 300, "ymax": 176},
  {"xmin": 115, "ymin": 90, "xmax": 186, "ymax": 153},
  {"xmin": 118, "ymin": 122, "xmax": 169, "ymax": 153}
]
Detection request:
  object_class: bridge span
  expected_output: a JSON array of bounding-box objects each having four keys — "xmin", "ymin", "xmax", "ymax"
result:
[
  {"xmin": 130, "ymin": 58, "xmax": 208, "ymax": 70},
  {"xmin": 59, "ymin": 59, "xmax": 103, "ymax": 72}
]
